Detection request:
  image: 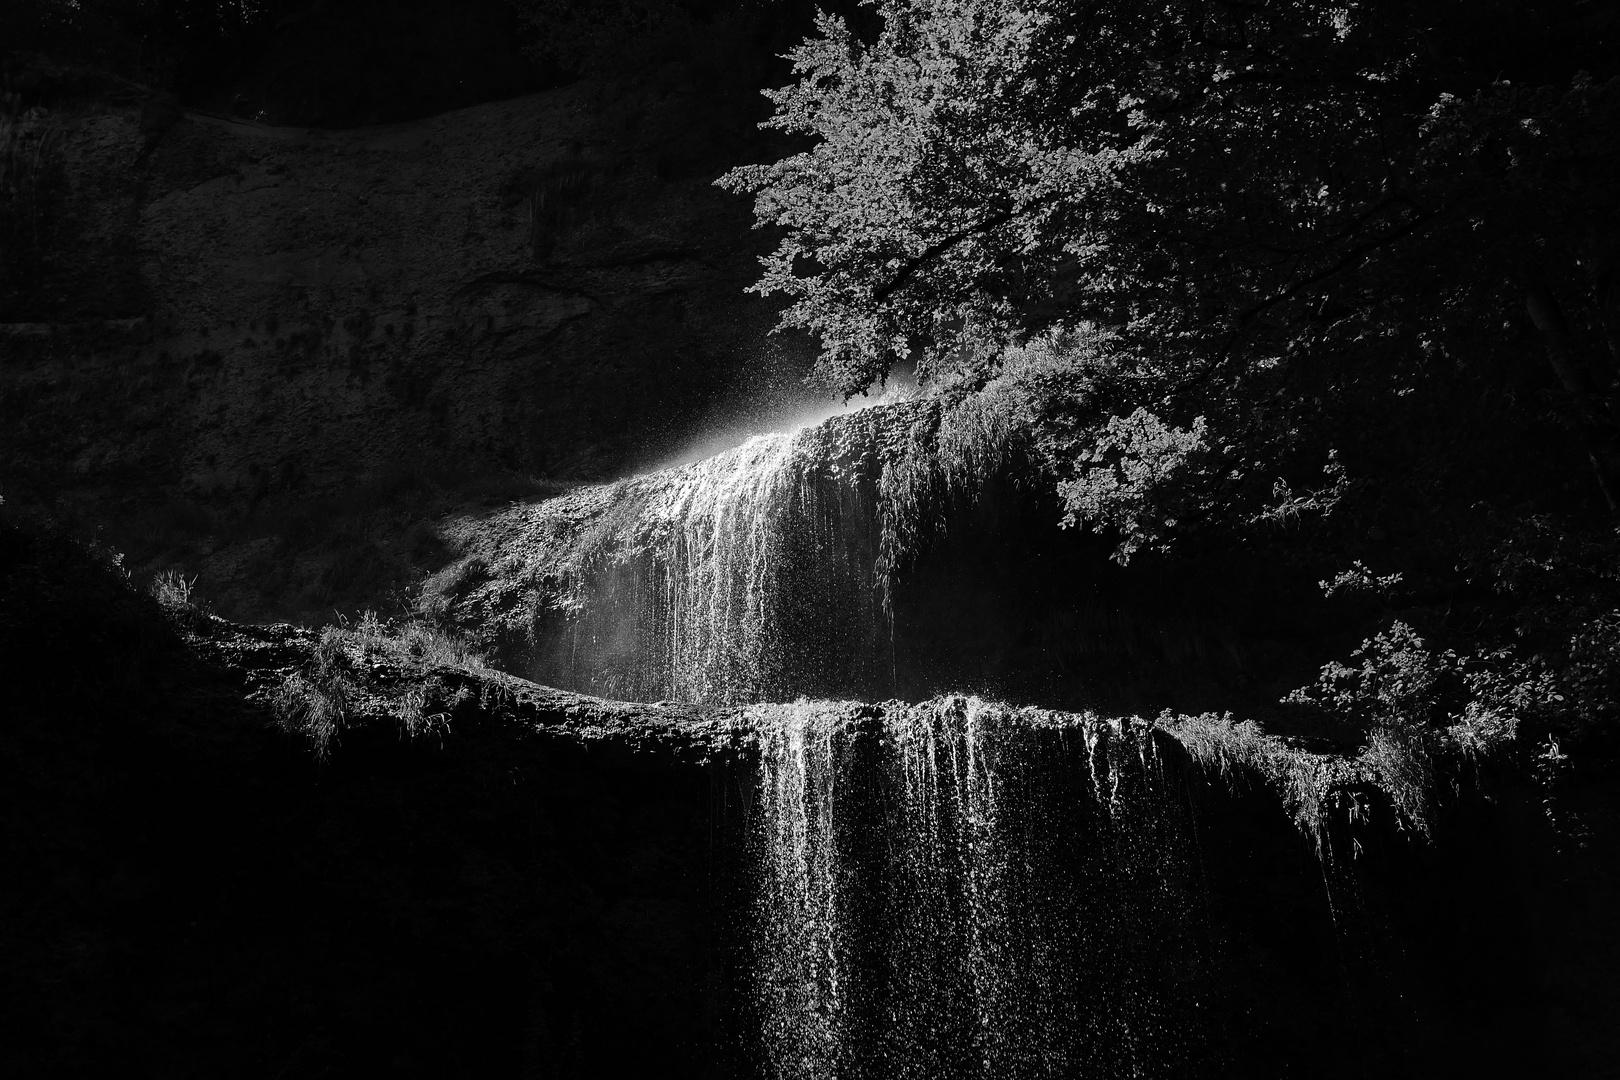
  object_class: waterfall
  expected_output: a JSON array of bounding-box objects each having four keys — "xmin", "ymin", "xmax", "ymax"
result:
[
  {"xmin": 422, "ymin": 399, "xmax": 1441, "ymax": 1074},
  {"xmin": 746, "ymin": 696, "xmax": 1208, "ymax": 1080},
  {"xmin": 473, "ymin": 403, "xmax": 936, "ymax": 705},
  {"xmin": 558, "ymin": 427, "xmax": 888, "ymax": 703},
  {"xmin": 435, "ymin": 397, "xmax": 1052, "ymax": 706},
  {"xmin": 414, "ymin": 398, "xmax": 1478, "ymax": 1076}
]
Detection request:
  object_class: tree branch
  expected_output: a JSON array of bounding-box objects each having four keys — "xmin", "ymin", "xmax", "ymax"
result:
[
  {"xmin": 872, "ymin": 194, "xmax": 1061, "ymax": 303},
  {"xmin": 1524, "ymin": 275, "xmax": 1620, "ymax": 516},
  {"xmin": 1170, "ymin": 203, "xmax": 1440, "ymax": 396}
]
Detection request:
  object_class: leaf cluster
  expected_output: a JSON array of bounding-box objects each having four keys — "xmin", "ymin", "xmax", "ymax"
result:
[
  {"xmin": 722, "ymin": 0, "xmax": 1620, "ymax": 543},
  {"xmin": 725, "ymin": 0, "xmax": 1620, "ymax": 750}
]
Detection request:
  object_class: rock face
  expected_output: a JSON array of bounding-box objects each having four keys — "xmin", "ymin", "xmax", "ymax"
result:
[
  {"xmin": 2, "ymin": 64, "xmax": 822, "ymax": 617},
  {"xmin": 4, "ymin": 75, "xmax": 805, "ymax": 495}
]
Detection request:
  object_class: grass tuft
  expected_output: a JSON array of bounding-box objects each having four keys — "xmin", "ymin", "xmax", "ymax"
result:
[
  {"xmin": 269, "ymin": 613, "xmax": 484, "ymax": 759},
  {"xmin": 148, "ymin": 567, "xmax": 216, "ymax": 633}
]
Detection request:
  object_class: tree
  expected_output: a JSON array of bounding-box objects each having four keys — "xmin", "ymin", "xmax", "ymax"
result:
[
  {"xmin": 721, "ymin": 0, "xmax": 1620, "ymax": 542},
  {"xmin": 722, "ymin": 0, "xmax": 1620, "ymax": 740}
]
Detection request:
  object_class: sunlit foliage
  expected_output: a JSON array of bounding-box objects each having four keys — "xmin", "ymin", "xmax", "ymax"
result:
[{"xmin": 724, "ymin": 0, "xmax": 1620, "ymax": 746}]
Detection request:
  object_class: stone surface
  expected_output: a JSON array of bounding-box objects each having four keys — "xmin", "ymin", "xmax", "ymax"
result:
[
  {"xmin": 1, "ymin": 69, "xmax": 829, "ymax": 619},
  {"xmin": 3, "ymin": 77, "xmax": 808, "ymax": 499}
]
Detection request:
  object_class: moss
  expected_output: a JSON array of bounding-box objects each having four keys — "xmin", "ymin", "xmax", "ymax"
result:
[{"xmin": 1160, "ymin": 707, "xmax": 1517, "ymax": 849}]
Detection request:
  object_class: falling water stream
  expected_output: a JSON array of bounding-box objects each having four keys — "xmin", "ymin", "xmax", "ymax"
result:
[
  {"xmin": 415, "ymin": 391, "xmax": 1539, "ymax": 1077},
  {"xmin": 747, "ymin": 698, "xmax": 1207, "ymax": 1079},
  {"xmin": 528, "ymin": 405, "xmax": 912, "ymax": 704},
  {"xmin": 490, "ymin": 405, "xmax": 1329, "ymax": 1076}
]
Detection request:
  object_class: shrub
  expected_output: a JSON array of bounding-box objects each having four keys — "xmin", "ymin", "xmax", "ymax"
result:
[
  {"xmin": 345, "ymin": 610, "xmax": 487, "ymax": 670},
  {"xmin": 148, "ymin": 568, "xmax": 213, "ymax": 634},
  {"xmin": 1163, "ymin": 712, "xmax": 1357, "ymax": 848},
  {"xmin": 269, "ymin": 613, "xmax": 483, "ymax": 759},
  {"xmin": 270, "ymin": 626, "xmax": 358, "ymax": 761}
]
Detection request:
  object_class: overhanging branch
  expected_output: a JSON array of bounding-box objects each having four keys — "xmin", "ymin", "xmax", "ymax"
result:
[
  {"xmin": 1170, "ymin": 203, "xmax": 1441, "ymax": 397},
  {"xmin": 872, "ymin": 194, "xmax": 1062, "ymax": 303}
]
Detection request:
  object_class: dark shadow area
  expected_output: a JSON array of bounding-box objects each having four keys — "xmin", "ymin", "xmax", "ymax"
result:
[{"xmin": 0, "ymin": 510, "xmax": 750, "ymax": 1078}]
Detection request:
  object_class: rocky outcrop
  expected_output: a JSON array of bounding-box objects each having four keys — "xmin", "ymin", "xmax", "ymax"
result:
[
  {"xmin": 0, "ymin": 63, "xmax": 829, "ymax": 619},
  {"xmin": 202, "ymin": 616, "xmax": 757, "ymax": 763},
  {"xmin": 3, "ymin": 73, "xmax": 808, "ymax": 497}
]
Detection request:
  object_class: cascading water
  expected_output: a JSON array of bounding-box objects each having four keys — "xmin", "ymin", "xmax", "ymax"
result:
[
  {"xmin": 569, "ymin": 427, "xmax": 887, "ymax": 704},
  {"xmin": 747, "ymin": 696, "xmax": 1209, "ymax": 1080},
  {"xmin": 425, "ymin": 399, "xmax": 1476, "ymax": 1075},
  {"xmin": 434, "ymin": 395, "xmax": 1064, "ymax": 707},
  {"xmin": 419, "ymin": 398, "xmax": 1524, "ymax": 1077},
  {"xmin": 440, "ymin": 402, "xmax": 934, "ymax": 705}
]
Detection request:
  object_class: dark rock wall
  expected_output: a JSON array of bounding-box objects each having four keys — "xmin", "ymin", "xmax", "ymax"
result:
[
  {"xmin": 3, "ymin": 75, "xmax": 804, "ymax": 500},
  {"xmin": 0, "ymin": 55, "xmax": 828, "ymax": 620}
]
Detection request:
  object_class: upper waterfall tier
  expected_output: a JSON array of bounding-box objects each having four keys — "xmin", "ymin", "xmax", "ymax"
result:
[
  {"xmin": 422, "ymin": 395, "xmax": 1357, "ymax": 716},
  {"xmin": 427, "ymin": 401, "xmax": 942, "ymax": 705}
]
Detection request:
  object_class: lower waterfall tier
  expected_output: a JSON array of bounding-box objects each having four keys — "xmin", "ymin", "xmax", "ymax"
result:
[{"xmin": 749, "ymin": 698, "xmax": 1203, "ymax": 1080}]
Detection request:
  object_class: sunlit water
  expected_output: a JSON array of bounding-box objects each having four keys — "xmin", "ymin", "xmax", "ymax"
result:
[
  {"xmin": 477, "ymin": 392, "xmax": 1365, "ymax": 1077},
  {"xmin": 747, "ymin": 697, "xmax": 1207, "ymax": 1080},
  {"xmin": 545, "ymin": 406, "xmax": 907, "ymax": 704}
]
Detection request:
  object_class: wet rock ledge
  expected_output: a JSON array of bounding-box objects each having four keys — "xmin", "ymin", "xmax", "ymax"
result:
[{"xmin": 196, "ymin": 616, "xmax": 758, "ymax": 766}]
